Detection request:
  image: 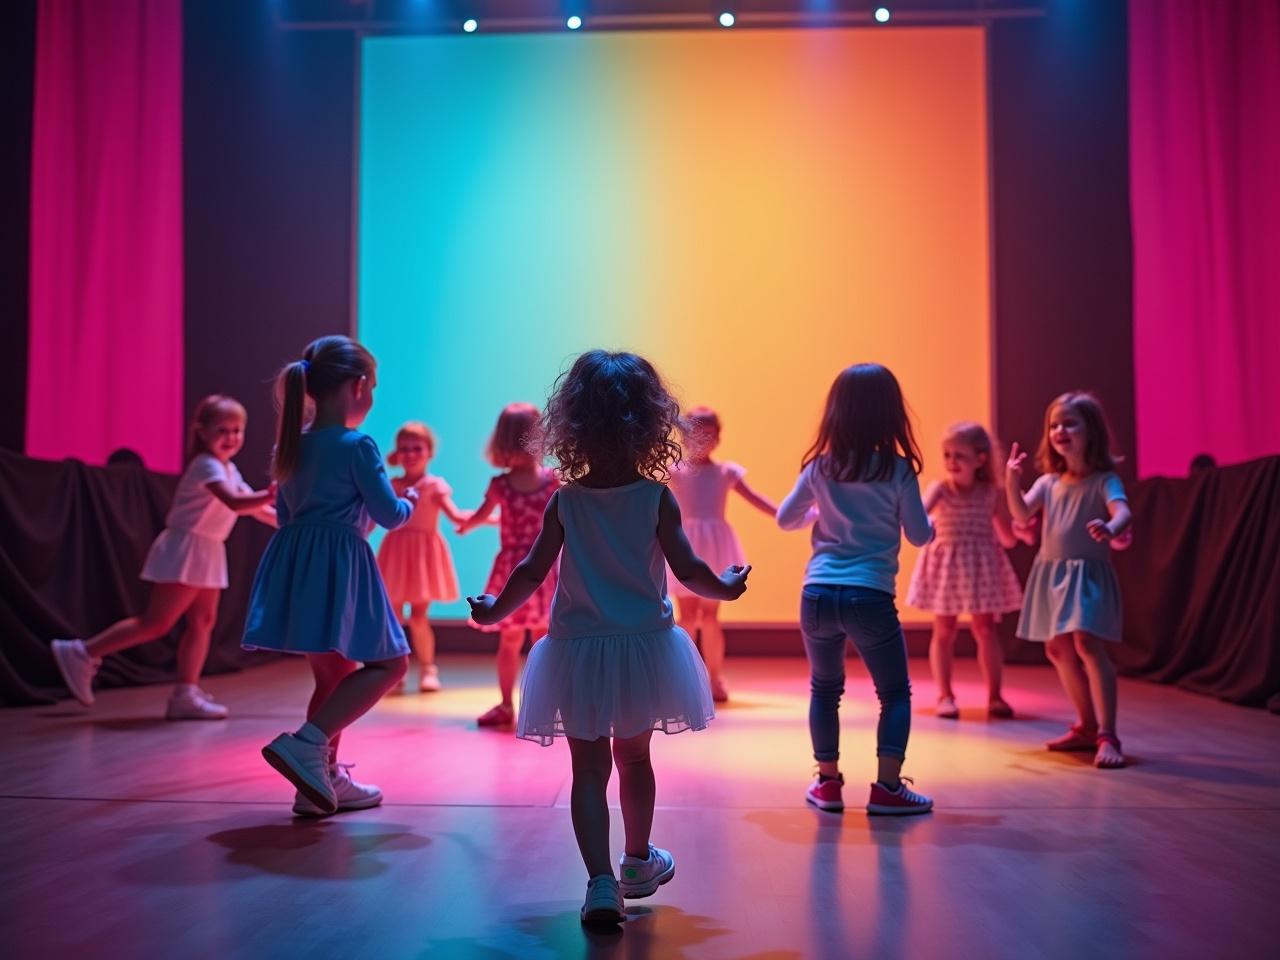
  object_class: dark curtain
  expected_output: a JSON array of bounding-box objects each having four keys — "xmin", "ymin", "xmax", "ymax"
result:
[
  {"xmin": 1112, "ymin": 456, "xmax": 1280, "ymax": 706},
  {"xmin": 0, "ymin": 450, "xmax": 273, "ymax": 706}
]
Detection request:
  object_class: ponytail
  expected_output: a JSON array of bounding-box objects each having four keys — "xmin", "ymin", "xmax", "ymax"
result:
[{"xmin": 273, "ymin": 361, "xmax": 309, "ymax": 481}]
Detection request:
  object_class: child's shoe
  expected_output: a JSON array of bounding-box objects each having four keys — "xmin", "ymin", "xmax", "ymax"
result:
[
  {"xmin": 166, "ymin": 687, "xmax": 229, "ymax": 720},
  {"xmin": 987, "ymin": 698, "xmax": 1015, "ymax": 719},
  {"xmin": 580, "ymin": 874, "xmax": 625, "ymax": 926},
  {"xmin": 51, "ymin": 639, "xmax": 100, "ymax": 706},
  {"xmin": 476, "ymin": 703, "xmax": 514, "ymax": 727},
  {"xmin": 805, "ymin": 772, "xmax": 845, "ymax": 812},
  {"xmin": 293, "ymin": 763, "xmax": 383, "ymax": 816},
  {"xmin": 709, "ymin": 677, "xmax": 729, "ymax": 703},
  {"xmin": 867, "ymin": 777, "xmax": 933, "ymax": 816},
  {"xmin": 618, "ymin": 844, "xmax": 675, "ymax": 898},
  {"xmin": 262, "ymin": 733, "xmax": 337, "ymax": 813},
  {"xmin": 936, "ymin": 696, "xmax": 959, "ymax": 719},
  {"xmin": 418, "ymin": 664, "xmax": 442, "ymax": 693}
]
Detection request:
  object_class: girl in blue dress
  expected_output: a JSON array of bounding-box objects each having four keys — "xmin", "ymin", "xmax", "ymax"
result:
[{"xmin": 244, "ymin": 335, "xmax": 418, "ymax": 816}]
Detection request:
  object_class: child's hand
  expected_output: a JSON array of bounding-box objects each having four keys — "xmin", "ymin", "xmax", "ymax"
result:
[
  {"xmin": 1110, "ymin": 527, "xmax": 1134, "ymax": 551},
  {"xmin": 1012, "ymin": 515, "xmax": 1038, "ymax": 545},
  {"xmin": 267, "ymin": 480, "xmax": 278, "ymax": 498},
  {"xmin": 1006, "ymin": 442, "xmax": 1028, "ymax": 481},
  {"xmin": 719, "ymin": 564, "xmax": 752, "ymax": 600},
  {"xmin": 467, "ymin": 594, "xmax": 499, "ymax": 624},
  {"xmin": 403, "ymin": 486, "xmax": 420, "ymax": 508},
  {"xmin": 1086, "ymin": 518, "xmax": 1113, "ymax": 543}
]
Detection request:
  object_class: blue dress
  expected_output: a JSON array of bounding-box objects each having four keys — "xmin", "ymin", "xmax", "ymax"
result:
[{"xmin": 242, "ymin": 427, "xmax": 414, "ymax": 661}]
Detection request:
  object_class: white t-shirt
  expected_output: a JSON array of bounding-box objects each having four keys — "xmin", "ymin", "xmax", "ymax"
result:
[
  {"xmin": 777, "ymin": 455, "xmax": 934, "ymax": 595},
  {"xmin": 166, "ymin": 453, "xmax": 246, "ymax": 542}
]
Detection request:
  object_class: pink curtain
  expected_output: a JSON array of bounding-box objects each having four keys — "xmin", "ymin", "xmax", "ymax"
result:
[
  {"xmin": 1129, "ymin": 0, "xmax": 1280, "ymax": 477},
  {"xmin": 26, "ymin": 0, "xmax": 183, "ymax": 472}
]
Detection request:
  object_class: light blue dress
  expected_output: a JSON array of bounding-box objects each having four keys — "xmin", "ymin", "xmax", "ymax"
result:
[
  {"xmin": 242, "ymin": 427, "xmax": 414, "ymax": 661},
  {"xmin": 516, "ymin": 479, "xmax": 715, "ymax": 745},
  {"xmin": 1017, "ymin": 471, "xmax": 1127, "ymax": 643}
]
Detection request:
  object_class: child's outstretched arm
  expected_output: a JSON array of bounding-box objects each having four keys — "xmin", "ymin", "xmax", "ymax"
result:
[
  {"xmin": 658, "ymin": 488, "xmax": 750, "ymax": 601},
  {"xmin": 776, "ymin": 467, "xmax": 819, "ymax": 530},
  {"xmin": 207, "ymin": 480, "xmax": 276, "ymax": 514},
  {"xmin": 921, "ymin": 480, "xmax": 945, "ymax": 514},
  {"xmin": 455, "ymin": 487, "xmax": 499, "ymax": 534},
  {"xmin": 733, "ymin": 476, "xmax": 779, "ymax": 517},
  {"xmin": 468, "ymin": 493, "xmax": 564, "ymax": 624},
  {"xmin": 1004, "ymin": 442, "xmax": 1038, "ymax": 523},
  {"xmin": 353, "ymin": 436, "xmax": 417, "ymax": 530},
  {"xmin": 438, "ymin": 493, "xmax": 472, "ymax": 526},
  {"xmin": 900, "ymin": 471, "xmax": 934, "ymax": 547}
]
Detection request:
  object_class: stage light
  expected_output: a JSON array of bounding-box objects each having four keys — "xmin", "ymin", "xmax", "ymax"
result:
[
  {"xmin": 719, "ymin": 12, "xmax": 735, "ymax": 27},
  {"xmin": 567, "ymin": 15, "xmax": 582, "ymax": 30},
  {"xmin": 462, "ymin": 18, "xmax": 478, "ymax": 32},
  {"xmin": 874, "ymin": 6, "xmax": 891, "ymax": 22}
]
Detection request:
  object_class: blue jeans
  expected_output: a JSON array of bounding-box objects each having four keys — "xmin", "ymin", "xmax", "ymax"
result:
[{"xmin": 800, "ymin": 584, "xmax": 911, "ymax": 762}]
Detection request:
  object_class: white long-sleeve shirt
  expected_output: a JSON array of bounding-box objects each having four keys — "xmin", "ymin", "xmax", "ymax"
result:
[{"xmin": 776, "ymin": 456, "xmax": 934, "ymax": 595}]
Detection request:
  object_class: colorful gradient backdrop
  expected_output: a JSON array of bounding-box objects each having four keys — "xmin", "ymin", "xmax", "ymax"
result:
[{"xmin": 358, "ymin": 28, "xmax": 990, "ymax": 623}]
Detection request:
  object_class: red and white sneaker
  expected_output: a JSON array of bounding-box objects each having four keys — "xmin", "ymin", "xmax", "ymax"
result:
[
  {"xmin": 867, "ymin": 777, "xmax": 933, "ymax": 816},
  {"xmin": 805, "ymin": 773, "xmax": 845, "ymax": 812}
]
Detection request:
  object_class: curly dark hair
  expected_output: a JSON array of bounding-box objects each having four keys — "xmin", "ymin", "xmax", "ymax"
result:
[{"xmin": 541, "ymin": 350, "xmax": 683, "ymax": 483}]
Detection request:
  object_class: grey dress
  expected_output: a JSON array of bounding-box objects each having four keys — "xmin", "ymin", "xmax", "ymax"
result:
[{"xmin": 1016, "ymin": 471, "xmax": 1127, "ymax": 643}]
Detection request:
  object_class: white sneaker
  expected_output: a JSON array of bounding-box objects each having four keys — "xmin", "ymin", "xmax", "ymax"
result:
[
  {"xmin": 293, "ymin": 763, "xmax": 383, "ymax": 817},
  {"xmin": 262, "ymin": 733, "xmax": 336, "ymax": 813},
  {"xmin": 418, "ymin": 664, "xmax": 441, "ymax": 693},
  {"xmin": 618, "ymin": 844, "xmax": 676, "ymax": 898},
  {"xmin": 166, "ymin": 688, "xmax": 229, "ymax": 721},
  {"xmin": 580, "ymin": 874, "xmax": 625, "ymax": 926},
  {"xmin": 51, "ymin": 639, "xmax": 99, "ymax": 706}
]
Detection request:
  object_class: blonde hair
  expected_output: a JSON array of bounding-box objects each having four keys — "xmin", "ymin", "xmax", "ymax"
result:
[
  {"xmin": 944, "ymin": 420, "xmax": 1000, "ymax": 486},
  {"xmin": 273, "ymin": 335, "xmax": 376, "ymax": 481},
  {"xmin": 681, "ymin": 406, "xmax": 721, "ymax": 449},
  {"xmin": 487, "ymin": 403, "xmax": 541, "ymax": 468},
  {"xmin": 387, "ymin": 421, "xmax": 436, "ymax": 467},
  {"xmin": 186, "ymin": 395, "xmax": 246, "ymax": 463}
]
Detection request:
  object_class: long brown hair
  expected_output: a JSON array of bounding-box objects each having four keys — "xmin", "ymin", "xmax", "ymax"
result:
[
  {"xmin": 541, "ymin": 350, "xmax": 682, "ymax": 483},
  {"xmin": 802, "ymin": 363, "xmax": 923, "ymax": 482},
  {"xmin": 186, "ymin": 395, "xmax": 246, "ymax": 463},
  {"xmin": 273, "ymin": 335, "xmax": 376, "ymax": 481},
  {"xmin": 1036, "ymin": 391, "xmax": 1120, "ymax": 475},
  {"xmin": 487, "ymin": 403, "xmax": 541, "ymax": 468}
]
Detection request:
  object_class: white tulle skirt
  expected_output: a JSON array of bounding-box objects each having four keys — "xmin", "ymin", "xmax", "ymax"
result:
[{"xmin": 516, "ymin": 625, "xmax": 716, "ymax": 745}]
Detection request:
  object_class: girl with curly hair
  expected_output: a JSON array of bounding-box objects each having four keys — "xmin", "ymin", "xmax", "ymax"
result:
[{"xmin": 468, "ymin": 350, "xmax": 751, "ymax": 927}]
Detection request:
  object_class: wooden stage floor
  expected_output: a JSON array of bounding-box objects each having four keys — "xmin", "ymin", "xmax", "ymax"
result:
[{"xmin": 4, "ymin": 655, "xmax": 1277, "ymax": 959}]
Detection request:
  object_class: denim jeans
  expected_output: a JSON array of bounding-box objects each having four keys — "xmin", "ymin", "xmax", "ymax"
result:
[{"xmin": 800, "ymin": 584, "xmax": 911, "ymax": 762}]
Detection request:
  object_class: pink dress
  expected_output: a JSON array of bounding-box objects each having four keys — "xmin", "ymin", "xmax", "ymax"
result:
[
  {"xmin": 906, "ymin": 482, "xmax": 1023, "ymax": 615},
  {"xmin": 475, "ymin": 471, "xmax": 560, "ymax": 633},
  {"xmin": 666, "ymin": 461, "xmax": 748, "ymax": 599},
  {"xmin": 377, "ymin": 474, "xmax": 460, "ymax": 608}
]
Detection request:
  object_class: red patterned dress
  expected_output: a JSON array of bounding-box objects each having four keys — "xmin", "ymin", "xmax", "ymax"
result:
[{"xmin": 474, "ymin": 470, "xmax": 560, "ymax": 632}]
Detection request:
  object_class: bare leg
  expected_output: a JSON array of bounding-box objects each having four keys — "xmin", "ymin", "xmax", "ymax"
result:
[
  {"xmin": 406, "ymin": 604, "xmax": 434, "ymax": 667},
  {"xmin": 1044, "ymin": 634, "xmax": 1097, "ymax": 729},
  {"xmin": 568, "ymin": 736, "xmax": 615, "ymax": 878},
  {"xmin": 305, "ymin": 653, "xmax": 407, "ymax": 742},
  {"xmin": 308, "ymin": 654, "xmax": 359, "ymax": 761},
  {"xmin": 612, "ymin": 730, "xmax": 656, "ymax": 858},
  {"xmin": 699, "ymin": 601, "xmax": 728, "ymax": 696},
  {"xmin": 173, "ymin": 589, "xmax": 220, "ymax": 686},
  {"xmin": 496, "ymin": 627, "xmax": 524, "ymax": 706},
  {"xmin": 970, "ymin": 613, "xmax": 1006, "ymax": 704},
  {"xmin": 1075, "ymin": 632, "xmax": 1122, "ymax": 766},
  {"xmin": 928, "ymin": 615, "xmax": 959, "ymax": 702},
  {"xmin": 84, "ymin": 583, "xmax": 200, "ymax": 658},
  {"xmin": 675, "ymin": 597, "xmax": 701, "ymax": 648}
]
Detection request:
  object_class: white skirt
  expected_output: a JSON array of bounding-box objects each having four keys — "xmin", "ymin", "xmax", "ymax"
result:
[
  {"xmin": 669, "ymin": 518, "xmax": 746, "ymax": 599},
  {"xmin": 140, "ymin": 528, "xmax": 228, "ymax": 589},
  {"xmin": 516, "ymin": 625, "xmax": 716, "ymax": 745}
]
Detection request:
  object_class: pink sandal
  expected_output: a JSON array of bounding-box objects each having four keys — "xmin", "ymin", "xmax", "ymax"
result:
[
  {"xmin": 1094, "ymin": 731, "xmax": 1126, "ymax": 769},
  {"xmin": 1046, "ymin": 723, "xmax": 1099, "ymax": 752}
]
